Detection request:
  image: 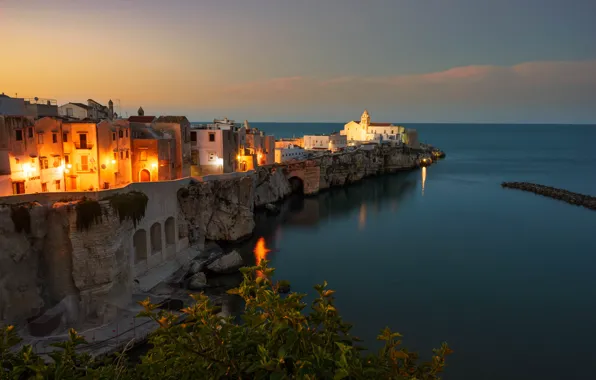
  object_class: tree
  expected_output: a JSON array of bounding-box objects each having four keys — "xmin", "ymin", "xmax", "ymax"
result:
[{"xmin": 1, "ymin": 261, "xmax": 451, "ymax": 379}]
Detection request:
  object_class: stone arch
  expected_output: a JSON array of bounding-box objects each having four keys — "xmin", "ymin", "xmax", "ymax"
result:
[
  {"xmin": 139, "ymin": 169, "xmax": 151, "ymax": 182},
  {"xmin": 150, "ymin": 222, "xmax": 162, "ymax": 254},
  {"xmin": 288, "ymin": 176, "xmax": 304, "ymax": 194},
  {"xmin": 133, "ymin": 229, "xmax": 147, "ymax": 264},
  {"xmin": 165, "ymin": 217, "xmax": 175, "ymax": 246}
]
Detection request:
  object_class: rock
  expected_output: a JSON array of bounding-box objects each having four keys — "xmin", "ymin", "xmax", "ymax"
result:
[
  {"xmin": 188, "ymin": 260, "xmax": 206, "ymax": 275},
  {"xmin": 265, "ymin": 203, "xmax": 280, "ymax": 214},
  {"xmin": 188, "ymin": 272, "xmax": 208, "ymax": 290},
  {"xmin": 207, "ymin": 250, "xmax": 243, "ymax": 274}
]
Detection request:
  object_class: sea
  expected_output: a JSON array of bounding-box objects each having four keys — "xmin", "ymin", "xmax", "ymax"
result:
[{"xmin": 227, "ymin": 123, "xmax": 596, "ymax": 380}]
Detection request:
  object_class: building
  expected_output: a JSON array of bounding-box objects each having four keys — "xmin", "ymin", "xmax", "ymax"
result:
[
  {"xmin": 190, "ymin": 125, "xmax": 238, "ymax": 175},
  {"xmin": 303, "ymin": 133, "xmax": 347, "ymax": 152},
  {"xmin": 275, "ymin": 144, "xmax": 308, "ymax": 163},
  {"xmin": 24, "ymin": 97, "xmax": 59, "ymax": 118},
  {"xmin": 210, "ymin": 117, "xmax": 236, "ymax": 130},
  {"xmin": 34, "ymin": 117, "xmax": 66, "ymax": 193},
  {"xmin": 154, "ymin": 116, "xmax": 191, "ymax": 178},
  {"xmin": 341, "ymin": 110, "xmax": 405, "ymax": 144},
  {"xmin": 59, "ymin": 99, "xmax": 115, "ymax": 121},
  {"xmin": 236, "ymin": 121, "xmax": 275, "ymax": 169},
  {"xmin": 96, "ymin": 119, "xmax": 132, "ymax": 189},
  {"xmin": 61, "ymin": 121, "xmax": 101, "ymax": 191},
  {"xmin": 0, "ymin": 115, "xmax": 39, "ymax": 195},
  {"xmin": 0, "ymin": 93, "xmax": 26, "ymax": 116},
  {"xmin": 275, "ymin": 137, "xmax": 303, "ymax": 149}
]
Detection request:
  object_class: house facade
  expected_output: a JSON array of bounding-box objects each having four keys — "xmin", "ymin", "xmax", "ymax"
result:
[
  {"xmin": 154, "ymin": 116, "xmax": 191, "ymax": 178},
  {"xmin": 275, "ymin": 145, "xmax": 308, "ymax": 163},
  {"xmin": 190, "ymin": 126, "xmax": 238, "ymax": 175},
  {"xmin": 341, "ymin": 110, "xmax": 405, "ymax": 144},
  {"xmin": 303, "ymin": 133, "xmax": 347, "ymax": 152}
]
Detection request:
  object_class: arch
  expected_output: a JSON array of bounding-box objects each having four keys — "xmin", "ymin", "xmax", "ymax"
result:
[
  {"xmin": 288, "ymin": 176, "xmax": 304, "ymax": 194},
  {"xmin": 150, "ymin": 222, "xmax": 162, "ymax": 254},
  {"xmin": 133, "ymin": 229, "xmax": 147, "ymax": 264},
  {"xmin": 139, "ymin": 169, "xmax": 151, "ymax": 182},
  {"xmin": 165, "ymin": 217, "xmax": 175, "ymax": 245}
]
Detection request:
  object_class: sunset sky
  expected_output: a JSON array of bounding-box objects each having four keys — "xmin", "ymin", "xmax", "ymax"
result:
[{"xmin": 1, "ymin": 0, "xmax": 595, "ymax": 123}]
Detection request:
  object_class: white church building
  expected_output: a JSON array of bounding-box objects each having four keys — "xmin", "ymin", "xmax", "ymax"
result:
[{"xmin": 341, "ymin": 110, "xmax": 405, "ymax": 145}]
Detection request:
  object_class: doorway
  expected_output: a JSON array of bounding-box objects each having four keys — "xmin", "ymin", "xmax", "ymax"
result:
[{"xmin": 140, "ymin": 169, "xmax": 151, "ymax": 182}]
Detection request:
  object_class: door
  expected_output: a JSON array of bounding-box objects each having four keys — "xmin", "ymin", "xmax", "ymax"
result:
[
  {"xmin": 140, "ymin": 169, "xmax": 151, "ymax": 182},
  {"xmin": 12, "ymin": 182, "xmax": 25, "ymax": 194},
  {"xmin": 69, "ymin": 176, "xmax": 77, "ymax": 190}
]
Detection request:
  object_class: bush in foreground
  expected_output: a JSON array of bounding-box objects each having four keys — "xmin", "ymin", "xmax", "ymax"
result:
[{"xmin": 1, "ymin": 261, "xmax": 451, "ymax": 379}]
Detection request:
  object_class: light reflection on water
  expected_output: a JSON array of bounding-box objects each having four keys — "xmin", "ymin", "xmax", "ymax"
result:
[
  {"xmin": 421, "ymin": 166, "xmax": 427, "ymax": 196},
  {"xmin": 358, "ymin": 203, "xmax": 367, "ymax": 230},
  {"xmin": 253, "ymin": 237, "xmax": 271, "ymax": 278}
]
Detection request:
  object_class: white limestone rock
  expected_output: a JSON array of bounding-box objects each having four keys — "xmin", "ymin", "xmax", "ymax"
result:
[{"xmin": 207, "ymin": 250, "xmax": 243, "ymax": 274}]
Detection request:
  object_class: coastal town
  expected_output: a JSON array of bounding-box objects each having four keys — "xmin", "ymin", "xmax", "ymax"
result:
[{"xmin": 0, "ymin": 93, "xmax": 422, "ymax": 197}]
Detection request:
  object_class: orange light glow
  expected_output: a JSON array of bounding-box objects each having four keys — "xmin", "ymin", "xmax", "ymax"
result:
[
  {"xmin": 421, "ymin": 166, "xmax": 427, "ymax": 196},
  {"xmin": 111, "ymin": 159, "xmax": 116, "ymax": 164},
  {"xmin": 151, "ymin": 163, "xmax": 157, "ymax": 169},
  {"xmin": 253, "ymin": 237, "xmax": 271, "ymax": 278},
  {"xmin": 358, "ymin": 203, "xmax": 367, "ymax": 231}
]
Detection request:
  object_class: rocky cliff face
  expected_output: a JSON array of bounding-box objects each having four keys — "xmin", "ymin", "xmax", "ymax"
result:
[
  {"xmin": 0, "ymin": 201, "xmax": 134, "ymax": 329},
  {"xmin": 253, "ymin": 166, "xmax": 292, "ymax": 207},
  {"xmin": 177, "ymin": 176, "xmax": 255, "ymax": 242}
]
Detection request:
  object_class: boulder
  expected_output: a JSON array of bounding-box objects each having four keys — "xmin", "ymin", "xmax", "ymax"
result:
[
  {"xmin": 188, "ymin": 272, "xmax": 208, "ymax": 290},
  {"xmin": 265, "ymin": 203, "xmax": 280, "ymax": 214},
  {"xmin": 207, "ymin": 250, "xmax": 243, "ymax": 274},
  {"xmin": 188, "ymin": 260, "xmax": 206, "ymax": 275}
]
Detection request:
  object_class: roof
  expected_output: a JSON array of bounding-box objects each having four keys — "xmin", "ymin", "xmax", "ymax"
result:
[
  {"xmin": 370, "ymin": 122, "xmax": 394, "ymax": 127},
  {"xmin": 68, "ymin": 102, "xmax": 90, "ymax": 110},
  {"xmin": 128, "ymin": 116, "xmax": 156, "ymax": 123},
  {"xmin": 156, "ymin": 116, "xmax": 189, "ymax": 123}
]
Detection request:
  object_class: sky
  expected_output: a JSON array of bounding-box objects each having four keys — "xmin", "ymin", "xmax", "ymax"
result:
[{"xmin": 1, "ymin": 0, "xmax": 595, "ymax": 123}]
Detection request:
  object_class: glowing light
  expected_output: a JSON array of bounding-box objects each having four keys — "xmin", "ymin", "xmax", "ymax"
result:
[
  {"xmin": 111, "ymin": 159, "xmax": 116, "ymax": 164},
  {"xmin": 215, "ymin": 158, "xmax": 223, "ymax": 166},
  {"xmin": 64, "ymin": 169, "xmax": 70, "ymax": 174},
  {"xmin": 67, "ymin": 164, "xmax": 72, "ymax": 169},
  {"xmin": 421, "ymin": 166, "xmax": 427, "ymax": 196},
  {"xmin": 237, "ymin": 155, "xmax": 241, "ymax": 160},
  {"xmin": 151, "ymin": 163, "xmax": 157, "ymax": 169},
  {"xmin": 253, "ymin": 237, "xmax": 271, "ymax": 278},
  {"xmin": 23, "ymin": 163, "xmax": 31, "ymax": 171},
  {"xmin": 358, "ymin": 203, "xmax": 367, "ymax": 231}
]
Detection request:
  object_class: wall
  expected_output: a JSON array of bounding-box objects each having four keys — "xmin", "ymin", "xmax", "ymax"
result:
[
  {"xmin": 304, "ymin": 135, "xmax": 330, "ymax": 150},
  {"xmin": 58, "ymin": 104, "xmax": 87, "ymax": 120},
  {"xmin": 154, "ymin": 121, "xmax": 191, "ymax": 178},
  {"xmin": 131, "ymin": 139, "xmax": 159, "ymax": 183},
  {"xmin": 194, "ymin": 129, "xmax": 225, "ymax": 175},
  {"xmin": 35, "ymin": 118, "xmax": 65, "ymax": 192},
  {"xmin": 97, "ymin": 120, "xmax": 132, "ymax": 189},
  {"xmin": 0, "ymin": 96, "xmax": 26, "ymax": 115}
]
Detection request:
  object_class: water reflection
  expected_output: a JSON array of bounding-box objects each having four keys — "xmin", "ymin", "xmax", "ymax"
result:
[
  {"xmin": 358, "ymin": 203, "xmax": 367, "ymax": 230},
  {"xmin": 253, "ymin": 237, "xmax": 271, "ymax": 278},
  {"xmin": 421, "ymin": 167, "xmax": 427, "ymax": 196}
]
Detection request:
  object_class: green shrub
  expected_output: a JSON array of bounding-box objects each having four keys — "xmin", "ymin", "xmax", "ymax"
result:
[
  {"xmin": 0, "ymin": 261, "xmax": 451, "ymax": 379},
  {"xmin": 107, "ymin": 191, "xmax": 149, "ymax": 228},
  {"xmin": 75, "ymin": 198, "xmax": 103, "ymax": 231}
]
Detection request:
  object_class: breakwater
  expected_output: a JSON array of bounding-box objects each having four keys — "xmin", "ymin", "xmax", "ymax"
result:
[{"xmin": 501, "ymin": 182, "xmax": 596, "ymax": 211}]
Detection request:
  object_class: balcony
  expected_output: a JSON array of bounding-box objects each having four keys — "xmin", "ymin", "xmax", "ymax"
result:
[{"xmin": 74, "ymin": 142, "xmax": 94, "ymax": 150}]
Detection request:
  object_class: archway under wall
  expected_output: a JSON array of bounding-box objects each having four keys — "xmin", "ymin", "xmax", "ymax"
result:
[
  {"xmin": 133, "ymin": 229, "xmax": 147, "ymax": 264},
  {"xmin": 150, "ymin": 222, "xmax": 162, "ymax": 254},
  {"xmin": 165, "ymin": 217, "xmax": 175, "ymax": 246},
  {"xmin": 140, "ymin": 169, "xmax": 151, "ymax": 182}
]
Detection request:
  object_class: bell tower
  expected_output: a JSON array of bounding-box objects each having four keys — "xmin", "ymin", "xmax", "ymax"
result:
[{"xmin": 360, "ymin": 109, "xmax": 370, "ymax": 131}]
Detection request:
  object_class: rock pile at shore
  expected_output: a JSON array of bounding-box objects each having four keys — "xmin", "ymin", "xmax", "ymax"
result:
[
  {"xmin": 501, "ymin": 182, "xmax": 596, "ymax": 211},
  {"xmin": 181, "ymin": 250, "xmax": 244, "ymax": 290}
]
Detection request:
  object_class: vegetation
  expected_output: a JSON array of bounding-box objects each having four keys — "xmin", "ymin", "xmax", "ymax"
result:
[
  {"xmin": 0, "ymin": 261, "xmax": 451, "ymax": 379},
  {"xmin": 10, "ymin": 205, "xmax": 31, "ymax": 234},
  {"xmin": 107, "ymin": 191, "xmax": 149, "ymax": 228},
  {"xmin": 75, "ymin": 198, "xmax": 103, "ymax": 232}
]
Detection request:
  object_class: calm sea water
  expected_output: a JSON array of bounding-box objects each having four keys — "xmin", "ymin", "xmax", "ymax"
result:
[{"xmin": 233, "ymin": 123, "xmax": 596, "ymax": 380}]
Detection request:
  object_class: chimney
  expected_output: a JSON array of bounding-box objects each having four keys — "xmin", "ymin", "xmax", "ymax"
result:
[{"xmin": 108, "ymin": 99, "xmax": 114, "ymax": 119}]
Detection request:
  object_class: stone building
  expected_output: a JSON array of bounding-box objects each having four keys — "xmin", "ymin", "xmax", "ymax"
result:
[
  {"xmin": 303, "ymin": 133, "xmax": 347, "ymax": 152},
  {"xmin": 154, "ymin": 116, "xmax": 191, "ymax": 179},
  {"xmin": 131, "ymin": 123, "xmax": 175, "ymax": 182},
  {"xmin": 97, "ymin": 119, "xmax": 132, "ymax": 189},
  {"xmin": 34, "ymin": 117, "xmax": 66, "ymax": 193},
  {"xmin": 59, "ymin": 99, "xmax": 115, "ymax": 121},
  {"xmin": 62, "ymin": 121, "xmax": 101, "ymax": 191},
  {"xmin": 341, "ymin": 110, "xmax": 405, "ymax": 144},
  {"xmin": 190, "ymin": 125, "xmax": 238, "ymax": 175},
  {"xmin": 0, "ymin": 115, "xmax": 39, "ymax": 195}
]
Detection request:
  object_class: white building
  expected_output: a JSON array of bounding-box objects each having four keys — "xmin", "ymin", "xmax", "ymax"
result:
[
  {"xmin": 275, "ymin": 144, "xmax": 308, "ymax": 163},
  {"xmin": 341, "ymin": 110, "xmax": 405, "ymax": 144},
  {"xmin": 189, "ymin": 125, "xmax": 237, "ymax": 175},
  {"xmin": 303, "ymin": 133, "xmax": 347, "ymax": 152},
  {"xmin": 59, "ymin": 99, "xmax": 114, "ymax": 120},
  {"xmin": 59, "ymin": 103, "xmax": 90, "ymax": 120}
]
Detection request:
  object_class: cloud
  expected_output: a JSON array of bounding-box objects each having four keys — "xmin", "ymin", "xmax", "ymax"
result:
[{"xmin": 213, "ymin": 60, "xmax": 596, "ymax": 111}]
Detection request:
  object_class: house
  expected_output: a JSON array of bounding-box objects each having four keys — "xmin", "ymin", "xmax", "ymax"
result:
[
  {"xmin": 96, "ymin": 119, "xmax": 132, "ymax": 189},
  {"xmin": 154, "ymin": 116, "xmax": 191, "ymax": 178},
  {"xmin": 275, "ymin": 137, "xmax": 303, "ymax": 149},
  {"xmin": 0, "ymin": 93, "xmax": 26, "ymax": 116},
  {"xmin": 236, "ymin": 121, "xmax": 275, "ymax": 169},
  {"xmin": 34, "ymin": 117, "xmax": 66, "ymax": 193},
  {"xmin": 303, "ymin": 133, "xmax": 347, "ymax": 152},
  {"xmin": 275, "ymin": 144, "xmax": 308, "ymax": 163},
  {"xmin": 24, "ymin": 97, "xmax": 59, "ymax": 118},
  {"xmin": 59, "ymin": 99, "xmax": 115, "ymax": 121},
  {"xmin": 341, "ymin": 110, "xmax": 405, "ymax": 144},
  {"xmin": 61, "ymin": 120, "xmax": 101, "ymax": 191},
  {"xmin": 130, "ymin": 122, "xmax": 175, "ymax": 182},
  {"xmin": 0, "ymin": 115, "xmax": 40, "ymax": 195},
  {"xmin": 190, "ymin": 125, "xmax": 238, "ymax": 175}
]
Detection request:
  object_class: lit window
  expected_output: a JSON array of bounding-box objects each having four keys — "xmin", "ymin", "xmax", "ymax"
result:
[
  {"xmin": 113, "ymin": 152, "xmax": 117, "ymax": 160},
  {"xmin": 81, "ymin": 155, "xmax": 89, "ymax": 171}
]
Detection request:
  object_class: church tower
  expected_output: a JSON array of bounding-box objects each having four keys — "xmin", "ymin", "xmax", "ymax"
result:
[
  {"xmin": 138, "ymin": 106, "xmax": 145, "ymax": 116},
  {"xmin": 360, "ymin": 109, "xmax": 370, "ymax": 131}
]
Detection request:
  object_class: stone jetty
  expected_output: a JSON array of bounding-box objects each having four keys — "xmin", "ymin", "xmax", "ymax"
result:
[{"xmin": 501, "ymin": 182, "xmax": 596, "ymax": 211}]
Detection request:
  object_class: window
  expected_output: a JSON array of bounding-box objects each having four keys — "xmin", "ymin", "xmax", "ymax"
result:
[
  {"xmin": 64, "ymin": 155, "xmax": 70, "ymax": 164},
  {"xmin": 119, "ymin": 130, "xmax": 123, "ymax": 138},
  {"xmin": 40, "ymin": 158, "xmax": 49, "ymax": 169},
  {"xmin": 112, "ymin": 132, "xmax": 116, "ymax": 141},
  {"xmin": 191, "ymin": 150, "xmax": 198, "ymax": 165},
  {"xmin": 113, "ymin": 152, "xmax": 117, "ymax": 160},
  {"xmin": 15, "ymin": 130, "xmax": 23, "ymax": 141},
  {"xmin": 63, "ymin": 132, "xmax": 68, "ymax": 142},
  {"xmin": 12, "ymin": 182, "xmax": 25, "ymax": 195},
  {"xmin": 41, "ymin": 183, "xmax": 48, "ymax": 192},
  {"xmin": 208, "ymin": 152, "xmax": 216, "ymax": 161},
  {"xmin": 53, "ymin": 157, "xmax": 60, "ymax": 167},
  {"xmin": 52, "ymin": 133, "xmax": 57, "ymax": 143},
  {"xmin": 140, "ymin": 150, "xmax": 147, "ymax": 161},
  {"xmin": 81, "ymin": 155, "xmax": 89, "ymax": 171},
  {"xmin": 126, "ymin": 150, "xmax": 129, "ymax": 159},
  {"xmin": 125, "ymin": 129, "xmax": 129, "ymax": 138},
  {"xmin": 190, "ymin": 131, "xmax": 197, "ymax": 142},
  {"xmin": 209, "ymin": 133, "xmax": 215, "ymax": 142},
  {"xmin": 120, "ymin": 151, "xmax": 124, "ymax": 159},
  {"xmin": 55, "ymin": 180, "xmax": 61, "ymax": 190},
  {"xmin": 37, "ymin": 133, "xmax": 44, "ymax": 144},
  {"xmin": 28, "ymin": 128, "xmax": 33, "ymax": 138},
  {"xmin": 79, "ymin": 133, "xmax": 87, "ymax": 149}
]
